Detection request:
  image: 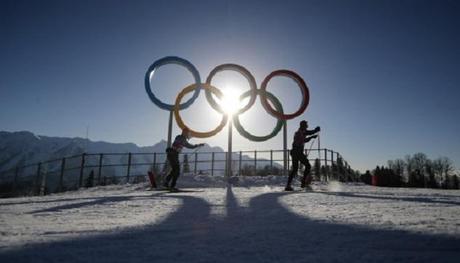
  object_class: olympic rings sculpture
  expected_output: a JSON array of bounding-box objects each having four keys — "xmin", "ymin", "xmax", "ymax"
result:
[{"xmin": 145, "ymin": 56, "xmax": 310, "ymax": 141}]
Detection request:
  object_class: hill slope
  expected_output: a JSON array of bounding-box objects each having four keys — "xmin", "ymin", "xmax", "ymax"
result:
[{"xmin": 0, "ymin": 180, "xmax": 459, "ymax": 262}]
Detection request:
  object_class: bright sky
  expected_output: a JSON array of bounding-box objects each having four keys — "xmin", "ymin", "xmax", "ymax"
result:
[{"xmin": 1, "ymin": 0, "xmax": 459, "ymax": 172}]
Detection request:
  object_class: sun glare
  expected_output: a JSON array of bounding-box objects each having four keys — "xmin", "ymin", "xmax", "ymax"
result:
[{"xmin": 221, "ymin": 87, "xmax": 240, "ymax": 115}]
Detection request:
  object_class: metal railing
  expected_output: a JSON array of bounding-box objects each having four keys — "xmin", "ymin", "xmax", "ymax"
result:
[{"xmin": 0, "ymin": 148, "xmax": 354, "ymax": 197}]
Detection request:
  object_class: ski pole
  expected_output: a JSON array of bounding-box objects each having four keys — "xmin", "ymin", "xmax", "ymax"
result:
[
  {"xmin": 191, "ymin": 143, "xmax": 204, "ymax": 154},
  {"xmin": 306, "ymin": 136, "xmax": 317, "ymax": 158},
  {"xmin": 318, "ymin": 133, "xmax": 321, "ymax": 165},
  {"xmin": 186, "ymin": 144, "xmax": 204, "ymax": 164}
]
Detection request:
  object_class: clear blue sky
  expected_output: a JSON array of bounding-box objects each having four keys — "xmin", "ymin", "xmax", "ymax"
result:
[{"xmin": 1, "ymin": 0, "xmax": 459, "ymax": 172}]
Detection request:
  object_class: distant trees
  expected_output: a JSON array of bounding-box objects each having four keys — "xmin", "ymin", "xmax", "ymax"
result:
[
  {"xmin": 360, "ymin": 170, "xmax": 372, "ymax": 185},
  {"xmin": 364, "ymin": 153, "xmax": 458, "ymax": 189},
  {"xmin": 336, "ymin": 157, "xmax": 345, "ymax": 181},
  {"xmin": 85, "ymin": 170, "xmax": 94, "ymax": 188},
  {"xmin": 387, "ymin": 159, "xmax": 404, "ymax": 186},
  {"xmin": 371, "ymin": 166, "xmax": 403, "ymax": 187},
  {"xmin": 432, "ymin": 157, "xmax": 455, "ymax": 188},
  {"xmin": 256, "ymin": 165, "xmax": 272, "ymax": 176},
  {"xmin": 313, "ymin": 158, "xmax": 321, "ymax": 181},
  {"xmin": 241, "ymin": 164, "xmax": 255, "ymax": 176}
]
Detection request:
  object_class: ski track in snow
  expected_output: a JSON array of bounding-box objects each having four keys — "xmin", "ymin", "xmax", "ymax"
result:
[{"xmin": 0, "ymin": 176, "xmax": 459, "ymax": 263}]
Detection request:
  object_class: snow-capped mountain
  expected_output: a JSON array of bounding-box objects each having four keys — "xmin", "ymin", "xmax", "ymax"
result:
[
  {"xmin": 0, "ymin": 131, "xmax": 158, "ymax": 171},
  {"xmin": 0, "ymin": 131, "xmax": 280, "ymax": 177}
]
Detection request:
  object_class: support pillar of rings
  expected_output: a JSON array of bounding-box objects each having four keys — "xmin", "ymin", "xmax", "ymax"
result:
[{"xmin": 226, "ymin": 119, "xmax": 233, "ymax": 180}]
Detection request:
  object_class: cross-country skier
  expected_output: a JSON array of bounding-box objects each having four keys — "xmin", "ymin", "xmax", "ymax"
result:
[
  {"xmin": 164, "ymin": 128, "xmax": 204, "ymax": 192},
  {"xmin": 285, "ymin": 120, "xmax": 320, "ymax": 191}
]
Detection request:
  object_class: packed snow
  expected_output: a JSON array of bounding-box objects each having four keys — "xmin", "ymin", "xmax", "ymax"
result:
[{"xmin": 0, "ymin": 175, "xmax": 459, "ymax": 262}]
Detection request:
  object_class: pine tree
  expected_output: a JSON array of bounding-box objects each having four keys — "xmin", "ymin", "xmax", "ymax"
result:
[
  {"xmin": 85, "ymin": 170, "xmax": 94, "ymax": 188},
  {"xmin": 452, "ymin": 175, "xmax": 459, "ymax": 189},
  {"xmin": 321, "ymin": 165, "xmax": 328, "ymax": 182},
  {"xmin": 336, "ymin": 157, "xmax": 345, "ymax": 181},
  {"xmin": 361, "ymin": 170, "xmax": 372, "ymax": 185},
  {"xmin": 313, "ymin": 158, "xmax": 321, "ymax": 181}
]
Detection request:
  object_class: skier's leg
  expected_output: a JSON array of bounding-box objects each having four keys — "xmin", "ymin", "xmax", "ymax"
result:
[
  {"xmin": 169, "ymin": 153, "xmax": 181, "ymax": 189},
  {"xmin": 164, "ymin": 152, "xmax": 175, "ymax": 186},
  {"xmin": 299, "ymin": 154, "xmax": 312, "ymax": 187},
  {"xmin": 287, "ymin": 150, "xmax": 299, "ymax": 189},
  {"xmin": 164, "ymin": 174, "xmax": 172, "ymax": 188}
]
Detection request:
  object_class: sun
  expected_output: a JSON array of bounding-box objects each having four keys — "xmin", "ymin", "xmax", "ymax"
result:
[{"xmin": 220, "ymin": 87, "xmax": 240, "ymax": 115}]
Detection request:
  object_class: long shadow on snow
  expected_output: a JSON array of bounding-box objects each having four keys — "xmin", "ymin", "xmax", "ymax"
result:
[
  {"xmin": 28, "ymin": 193, "xmax": 165, "ymax": 214},
  {"xmin": 1, "ymin": 187, "xmax": 459, "ymax": 263},
  {"xmin": 0, "ymin": 184, "xmax": 156, "ymax": 206},
  {"xmin": 314, "ymin": 191, "xmax": 460, "ymax": 206}
]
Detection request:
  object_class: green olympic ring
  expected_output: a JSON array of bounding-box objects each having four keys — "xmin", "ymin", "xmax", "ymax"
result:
[{"xmin": 233, "ymin": 90, "xmax": 286, "ymax": 142}]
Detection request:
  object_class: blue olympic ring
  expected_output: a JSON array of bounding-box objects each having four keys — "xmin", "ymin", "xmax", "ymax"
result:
[{"xmin": 145, "ymin": 56, "xmax": 201, "ymax": 111}]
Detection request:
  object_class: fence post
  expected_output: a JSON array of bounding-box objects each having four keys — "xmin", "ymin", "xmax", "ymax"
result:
[
  {"xmin": 331, "ymin": 150, "xmax": 335, "ymax": 180},
  {"xmin": 328, "ymin": 150, "xmax": 332, "ymax": 179},
  {"xmin": 211, "ymin": 152, "xmax": 215, "ymax": 176},
  {"xmin": 79, "ymin": 153, "xmax": 86, "ymax": 188},
  {"xmin": 59, "ymin": 158, "xmax": 66, "ymax": 192},
  {"xmin": 194, "ymin": 152, "xmax": 198, "ymax": 175},
  {"xmin": 126, "ymin": 152, "xmax": 132, "ymax": 183},
  {"xmin": 97, "ymin": 154, "xmax": 103, "ymax": 185},
  {"xmin": 239, "ymin": 151, "xmax": 242, "ymax": 176},
  {"xmin": 270, "ymin": 150, "xmax": 273, "ymax": 175},
  {"xmin": 324, "ymin": 149, "xmax": 328, "ymax": 180},
  {"xmin": 254, "ymin": 150, "xmax": 257, "ymax": 175},
  {"xmin": 40, "ymin": 165, "xmax": 47, "ymax": 196},
  {"xmin": 153, "ymin": 152, "xmax": 157, "ymax": 172},
  {"xmin": 35, "ymin": 162, "xmax": 42, "ymax": 196}
]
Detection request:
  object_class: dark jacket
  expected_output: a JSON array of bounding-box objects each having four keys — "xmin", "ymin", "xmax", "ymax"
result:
[
  {"xmin": 171, "ymin": 135, "xmax": 198, "ymax": 153},
  {"xmin": 292, "ymin": 129, "xmax": 317, "ymax": 151}
]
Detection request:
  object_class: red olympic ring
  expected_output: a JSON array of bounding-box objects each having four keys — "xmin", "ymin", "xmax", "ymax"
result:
[{"xmin": 259, "ymin": 70, "xmax": 310, "ymax": 120}]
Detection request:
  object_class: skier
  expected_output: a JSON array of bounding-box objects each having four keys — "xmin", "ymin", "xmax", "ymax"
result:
[
  {"xmin": 285, "ymin": 120, "xmax": 320, "ymax": 191},
  {"xmin": 164, "ymin": 128, "xmax": 204, "ymax": 192}
]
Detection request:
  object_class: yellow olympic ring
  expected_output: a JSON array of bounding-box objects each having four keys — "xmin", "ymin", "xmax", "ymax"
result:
[{"xmin": 174, "ymin": 83, "xmax": 229, "ymax": 138}]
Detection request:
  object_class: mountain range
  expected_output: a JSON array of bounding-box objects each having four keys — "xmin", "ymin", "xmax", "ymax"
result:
[{"xmin": 0, "ymin": 131, "xmax": 282, "ymax": 177}]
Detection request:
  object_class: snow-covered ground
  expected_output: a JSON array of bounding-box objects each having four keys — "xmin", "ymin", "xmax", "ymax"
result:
[{"xmin": 0, "ymin": 175, "xmax": 459, "ymax": 262}]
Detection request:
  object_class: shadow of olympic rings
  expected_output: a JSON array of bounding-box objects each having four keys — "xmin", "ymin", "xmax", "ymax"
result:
[{"xmin": 1, "ymin": 186, "xmax": 459, "ymax": 262}]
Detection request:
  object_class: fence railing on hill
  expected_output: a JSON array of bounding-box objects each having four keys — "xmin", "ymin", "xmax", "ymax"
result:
[{"xmin": 0, "ymin": 148, "xmax": 355, "ymax": 197}]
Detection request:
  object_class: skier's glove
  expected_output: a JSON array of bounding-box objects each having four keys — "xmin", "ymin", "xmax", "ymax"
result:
[{"xmin": 315, "ymin": 126, "xmax": 321, "ymax": 132}]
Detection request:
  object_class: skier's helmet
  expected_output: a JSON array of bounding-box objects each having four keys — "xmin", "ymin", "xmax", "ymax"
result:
[
  {"xmin": 182, "ymin": 127, "xmax": 191, "ymax": 138},
  {"xmin": 300, "ymin": 120, "xmax": 308, "ymax": 128}
]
